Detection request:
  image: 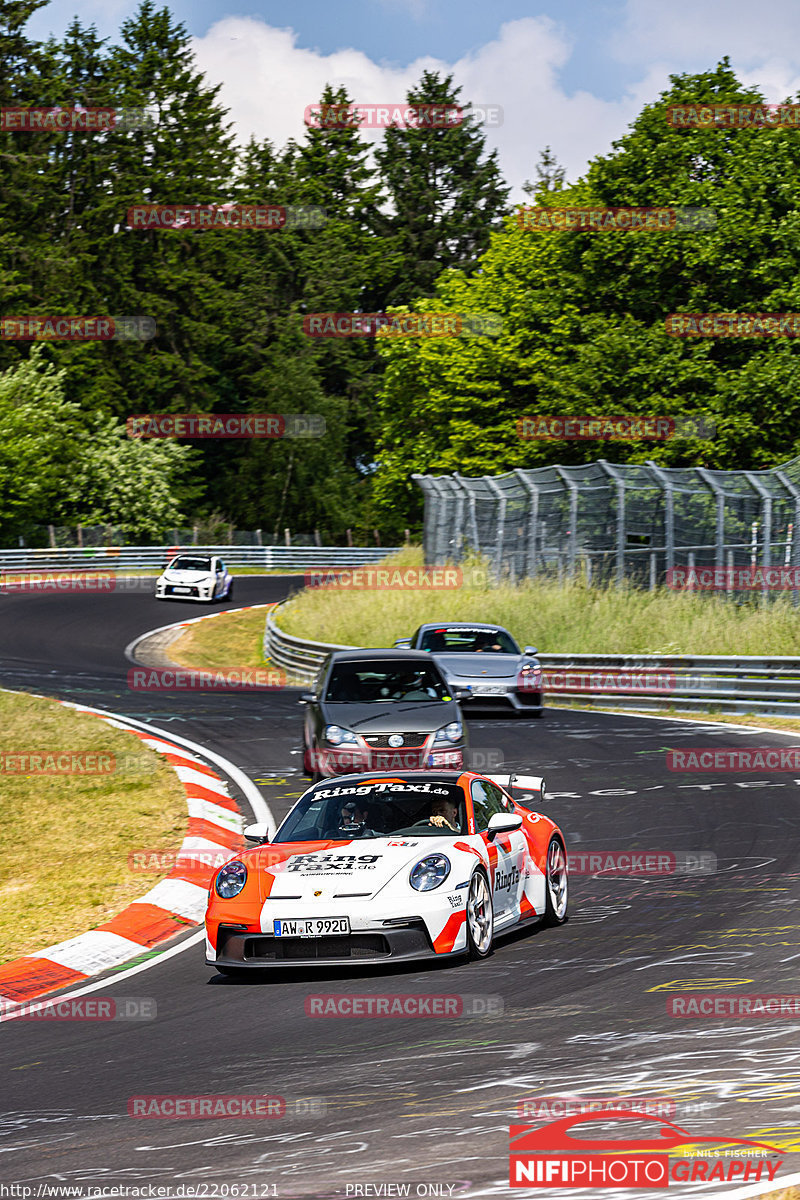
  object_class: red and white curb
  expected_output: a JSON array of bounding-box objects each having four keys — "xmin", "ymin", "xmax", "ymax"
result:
[{"xmin": 0, "ymin": 700, "xmax": 272, "ymax": 1006}]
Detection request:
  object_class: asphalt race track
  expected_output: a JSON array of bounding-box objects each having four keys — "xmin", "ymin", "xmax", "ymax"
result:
[{"xmin": 1, "ymin": 577, "xmax": 799, "ymax": 1198}]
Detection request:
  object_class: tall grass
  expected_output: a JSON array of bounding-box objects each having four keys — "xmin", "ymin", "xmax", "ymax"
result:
[{"xmin": 277, "ymin": 548, "xmax": 800, "ymax": 656}]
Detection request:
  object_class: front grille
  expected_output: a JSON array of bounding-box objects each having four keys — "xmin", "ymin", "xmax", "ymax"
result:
[
  {"xmin": 244, "ymin": 934, "xmax": 390, "ymax": 961},
  {"xmin": 369, "ymin": 751, "xmax": 426, "ymax": 769},
  {"xmin": 363, "ymin": 733, "xmax": 429, "ymax": 749}
]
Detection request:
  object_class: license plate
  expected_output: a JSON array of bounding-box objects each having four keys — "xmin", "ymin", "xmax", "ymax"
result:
[
  {"xmin": 474, "ymin": 685, "xmax": 507, "ymax": 695},
  {"xmin": 273, "ymin": 917, "xmax": 350, "ymax": 938},
  {"xmin": 172, "ymin": 586, "xmax": 190, "ymax": 594}
]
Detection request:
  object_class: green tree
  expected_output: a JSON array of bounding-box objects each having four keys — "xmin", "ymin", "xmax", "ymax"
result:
[
  {"xmin": 375, "ymin": 69, "xmax": 510, "ymax": 306},
  {"xmin": 372, "ymin": 61, "xmax": 800, "ymax": 531}
]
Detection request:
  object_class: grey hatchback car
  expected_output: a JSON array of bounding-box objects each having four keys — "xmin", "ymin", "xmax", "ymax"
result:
[{"xmin": 300, "ymin": 649, "xmax": 469, "ymax": 779}]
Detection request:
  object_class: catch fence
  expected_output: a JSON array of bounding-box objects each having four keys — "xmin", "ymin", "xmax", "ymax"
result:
[{"xmin": 414, "ymin": 456, "xmax": 800, "ymax": 596}]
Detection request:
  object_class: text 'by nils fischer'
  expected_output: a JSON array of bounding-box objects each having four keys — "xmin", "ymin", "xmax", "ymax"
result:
[
  {"xmin": 126, "ymin": 413, "xmax": 326, "ymax": 438},
  {"xmin": 0, "ymin": 316, "xmax": 155, "ymax": 340},
  {"xmin": 126, "ymin": 204, "xmax": 326, "ymax": 230},
  {"xmin": 303, "ymin": 312, "xmax": 502, "ymax": 337},
  {"xmin": 517, "ymin": 206, "xmax": 716, "ymax": 232}
]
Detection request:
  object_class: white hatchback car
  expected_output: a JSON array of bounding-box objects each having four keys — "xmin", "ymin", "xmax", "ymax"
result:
[{"xmin": 155, "ymin": 554, "xmax": 233, "ymax": 603}]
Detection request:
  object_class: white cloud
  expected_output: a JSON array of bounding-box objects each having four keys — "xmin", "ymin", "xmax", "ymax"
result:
[
  {"xmin": 191, "ymin": 15, "xmax": 655, "ymax": 198},
  {"xmin": 612, "ymin": 0, "xmax": 800, "ymax": 69}
]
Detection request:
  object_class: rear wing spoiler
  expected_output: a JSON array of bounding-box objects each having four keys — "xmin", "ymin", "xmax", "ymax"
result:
[{"xmin": 487, "ymin": 774, "xmax": 546, "ymax": 802}]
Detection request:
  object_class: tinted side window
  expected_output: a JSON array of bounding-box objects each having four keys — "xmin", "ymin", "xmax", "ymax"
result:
[{"xmin": 471, "ymin": 780, "xmax": 508, "ymax": 831}]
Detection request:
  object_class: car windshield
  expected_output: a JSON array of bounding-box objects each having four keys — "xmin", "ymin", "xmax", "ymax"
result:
[
  {"xmin": 169, "ymin": 557, "xmax": 212, "ymax": 572},
  {"xmin": 272, "ymin": 780, "xmax": 467, "ymax": 841},
  {"xmin": 324, "ymin": 661, "xmax": 449, "ymax": 703},
  {"xmin": 419, "ymin": 627, "xmax": 519, "ymax": 654}
]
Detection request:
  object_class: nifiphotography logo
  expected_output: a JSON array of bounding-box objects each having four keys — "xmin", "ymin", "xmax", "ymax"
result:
[{"xmin": 509, "ymin": 1110, "xmax": 783, "ymax": 1188}]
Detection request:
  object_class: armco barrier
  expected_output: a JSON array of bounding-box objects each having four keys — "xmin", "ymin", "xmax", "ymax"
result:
[
  {"xmin": 264, "ymin": 607, "xmax": 800, "ymax": 717},
  {"xmin": 0, "ymin": 545, "xmax": 399, "ymax": 573}
]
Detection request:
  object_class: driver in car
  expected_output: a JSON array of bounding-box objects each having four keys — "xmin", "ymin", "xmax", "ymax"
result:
[
  {"xmin": 422, "ymin": 796, "xmax": 461, "ymax": 832},
  {"xmin": 474, "ymin": 632, "xmax": 503, "ymax": 652}
]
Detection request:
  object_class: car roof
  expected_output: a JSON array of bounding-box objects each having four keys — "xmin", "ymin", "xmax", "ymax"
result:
[
  {"xmin": 327, "ymin": 649, "xmax": 437, "ymax": 662},
  {"xmin": 306, "ymin": 770, "xmax": 494, "ymax": 789},
  {"xmin": 417, "ymin": 622, "xmax": 510, "ymax": 632}
]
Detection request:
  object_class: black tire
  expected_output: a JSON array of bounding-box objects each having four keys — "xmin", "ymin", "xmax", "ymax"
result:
[
  {"xmin": 541, "ymin": 835, "xmax": 569, "ymax": 926},
  {"xmin": 466, "ymin": 869, "xmax": 494, "ymax": 959},
  {"xmin": 225, "ymin": 580, "xmax": 233, "ymax": 602}
]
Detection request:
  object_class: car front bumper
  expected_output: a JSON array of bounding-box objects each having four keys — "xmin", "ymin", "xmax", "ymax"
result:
[
  {"xmin": 208, "ymin": 920, "xmax": 444, "ymax": 967},
  {"xmin": 460, "ymin": 684, "xmax": 543, "ymax": 712},
  {"xmin": 314, "ymin": 746, "xmax": 465, "ymax": 776}
]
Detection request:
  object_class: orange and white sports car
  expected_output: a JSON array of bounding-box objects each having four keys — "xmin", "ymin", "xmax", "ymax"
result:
[{"xmin": 205, "ymin": 770, "xmax": 567, "ymax": 974}]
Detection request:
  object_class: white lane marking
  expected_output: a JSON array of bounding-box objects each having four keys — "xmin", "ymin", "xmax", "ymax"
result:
[{"xmin": 31, "ymin": 930, "xmax": 146, "ymax": 972}]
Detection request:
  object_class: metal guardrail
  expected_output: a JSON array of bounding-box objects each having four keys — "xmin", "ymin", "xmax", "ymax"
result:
[
  {"xmin": 264, "ymin": 608, "xmax": 800, "ymax": 716},
  {"xmin": 0, "ymin": 545, "xmax": 399, "ymax": 573}
]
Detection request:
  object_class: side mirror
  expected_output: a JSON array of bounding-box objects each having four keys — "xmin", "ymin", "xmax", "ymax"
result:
[
  {"xmin": 298, "ymin": 692, "xmax": 316, "ymax": 704},
  {"xmin": 394, "ymin": 638, "xmax": 411, "ymax": 649},
  {"xmin": 243, "ymin": 823, "xmax": 271, "ymax": 843},
  {"xmin": 524, "ymin": 646, "xmax": 538, "ymax": 656},
  {"xmin": 487, "ymin": 812, "xmax": 523, "ymax": 840}
]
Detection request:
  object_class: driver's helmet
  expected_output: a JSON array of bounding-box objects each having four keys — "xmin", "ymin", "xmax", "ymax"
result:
[{"xmin": 337, "ymin": 800, "xmax": 367, "ymax": 836}]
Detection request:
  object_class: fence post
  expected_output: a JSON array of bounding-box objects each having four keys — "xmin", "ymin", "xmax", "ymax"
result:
[
  {"xmin": 48, "ymin": 525, "xmax": 56, "ymax": 549},
  {"xmin": 745, "ymin": 473, "xmax": 772, "ymax": 605},
  {"xmin": 776, "ymin": 471, "xmax": 800, "ymax": 608},
  {"xmin": 649, "ymin": 552, "xmax": 656, "ymax": 591},
  {"xmin": 485, "ymin": 477, "xmax": 508, "ymax": 581},
  {"xmin": 598, "ymin": 461, "xmax": 625, "ymax": 587},
  {"xmin": 514, "ymin": 469, "xmax": 540, "ymax": 580},
  {"xmin": 697, "ymin": 467, "xmax": 725, "ymax": 569},
  {"xmin": 726, "ymin": 549, "xmax": 734, "ymax": 598},
  {"xmin": 646, "ymin": 462, "xmax": 674, "ymax": 580}
]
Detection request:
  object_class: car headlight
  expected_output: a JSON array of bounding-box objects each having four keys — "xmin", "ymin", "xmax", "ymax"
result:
[
  {"xmin": 324, "ymin": 724, "xmax": 359, "ymax": 746},
  {"xmin": 410, "ymin": 854, "xmax": 451, "ymax": 891},
  {"xmin": 434, "ymin": 721, "xmax": 462, "ymax": 744},
  {"xmin": 215, "ymin": 860, "xmax": 247, "ymax": 898}
]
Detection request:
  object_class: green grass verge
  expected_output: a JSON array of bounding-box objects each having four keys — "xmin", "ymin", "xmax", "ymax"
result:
[
  {"xmin": 276, "ymin": 547, "xmax": 800, "ymax": 656},
  {"xmin": 168, "ymin": 606, "xmax": 274, "ymax": 672},
  {"xmin": 0, "ymin": 690, "xmax": 187, "ymax": 965}
]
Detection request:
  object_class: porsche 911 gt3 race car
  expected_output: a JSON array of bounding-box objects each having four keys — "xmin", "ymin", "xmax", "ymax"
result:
[
  {"xmin": 395, "ymin": 622, "xmax": 544, "ymax": 715},
  {"xmin": 205, "ymin": 770, "xmax": 567, "ymax": 973},
  {"xmin": 155, "ymin": 555, "xmax": 232, "ymax": 603}
]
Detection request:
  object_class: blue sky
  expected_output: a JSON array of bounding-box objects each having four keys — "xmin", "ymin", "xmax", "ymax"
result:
[{"xmin": 26, "ymin": 0, "xmax": 800, "ymax": 198}]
